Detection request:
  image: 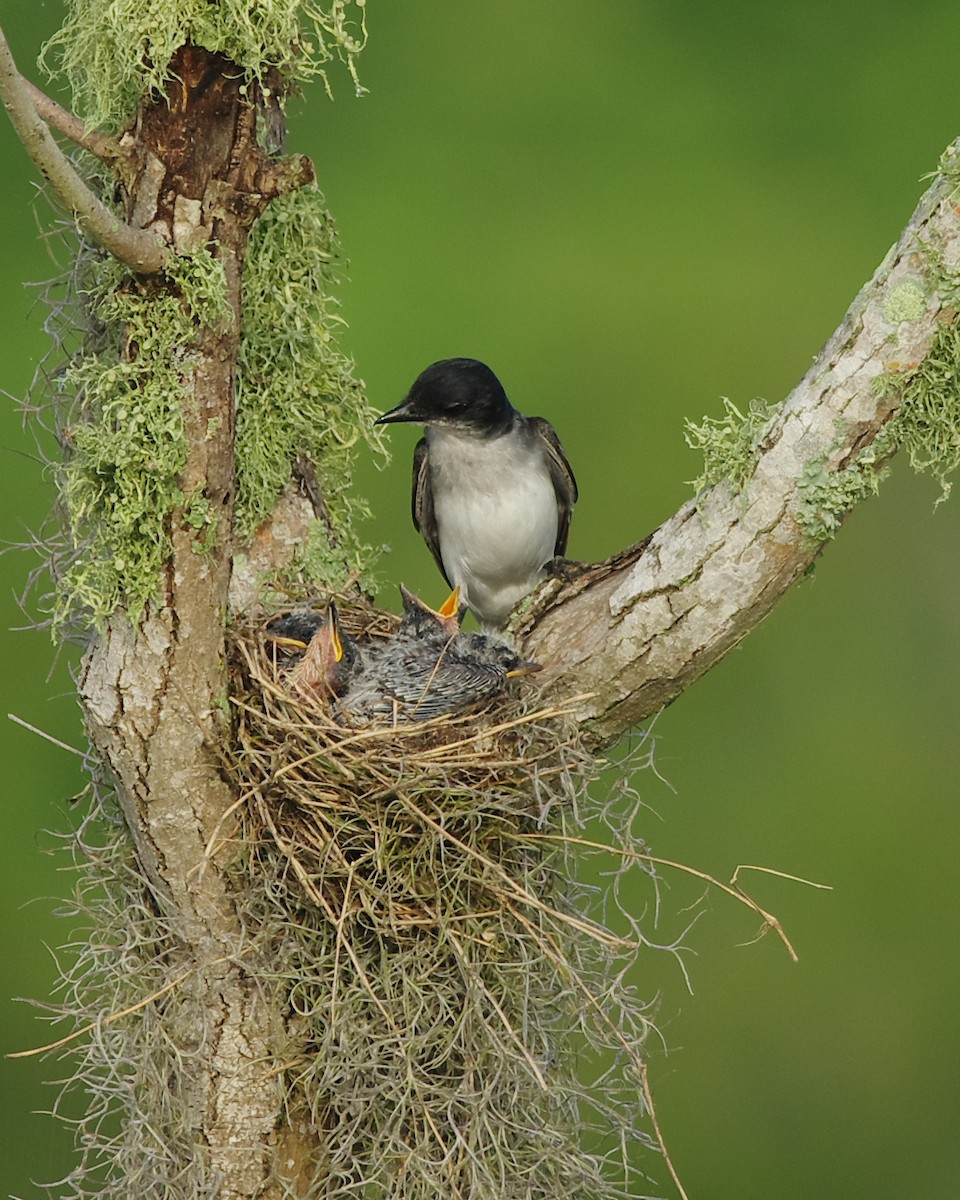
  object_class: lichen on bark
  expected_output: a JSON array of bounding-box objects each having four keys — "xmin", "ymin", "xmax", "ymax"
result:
[{"xmin": 41, "ymin": 0, "xmax": 368, "ymax": 130}]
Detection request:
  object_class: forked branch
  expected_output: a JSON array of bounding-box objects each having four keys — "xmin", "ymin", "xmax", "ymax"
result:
[
  {"xmin": 0, "ymin": 25, "xmax": 166, "ymax": 273},
  {"xmin": 516, "ymin": 142, "xmax": 960, "ymax": 749}
]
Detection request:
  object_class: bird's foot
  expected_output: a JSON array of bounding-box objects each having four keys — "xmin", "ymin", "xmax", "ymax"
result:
[{"xmin": 544, "ymin": 556, "xmax": 590, "ymax": 583}]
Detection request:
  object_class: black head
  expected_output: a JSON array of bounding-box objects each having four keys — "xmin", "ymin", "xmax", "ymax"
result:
[
  {"xmin": 266, "ymin": 609, "xmax": 325, "ymax": 649},
  {"xmin": 291, "ymin": 602, "xmax": 361, "ymax": 698},
  {"xmin": 397, "ymin": 584, "xmax": 462, "ymax": 640},
  {"xmin": 376, "ymin": 358, "xmax": 513, "ymax": 431},
  {"xmin": 457, "ymin": 632, "xmax": 542, "ymax": 677}
]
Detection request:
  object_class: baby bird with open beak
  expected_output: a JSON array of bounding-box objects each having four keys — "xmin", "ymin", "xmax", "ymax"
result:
[{"xmin": 281, "ymin": 603, "xmax": 361, "ymax": 701}]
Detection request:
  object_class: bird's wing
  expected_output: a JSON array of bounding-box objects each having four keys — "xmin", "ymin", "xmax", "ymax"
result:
[
  {"xmin": 529, "ymin": 417, "xmax": 579, "ymax": 556},
  {"xmin": 405, "ymin": 659, "xmax": 505, "ymax": 720},
  {"xmin": 412, "ymin": 437, "xmax": 451, "ymax": 583}
]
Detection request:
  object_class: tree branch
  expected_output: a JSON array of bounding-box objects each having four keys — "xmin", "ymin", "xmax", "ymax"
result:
[
  {"xmin": 21, "ymin": 75, "xmax": 122, "ymax": 163},
  {"xmin": 0, "ymin": 25, "xmax": 166, "ymax": 273},
  {"xmin": 518, "ymin": 144, "xmax": 960, "ymax": 750}
]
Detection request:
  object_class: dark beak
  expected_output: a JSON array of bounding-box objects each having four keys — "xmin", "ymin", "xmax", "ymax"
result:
[
  {"xmin": 375, "ymin": 397, "xmax": 419, "ymax": 425},
  {"xmin": 506, "ymin": 658, "xmax": 542, "ymax": 679}
]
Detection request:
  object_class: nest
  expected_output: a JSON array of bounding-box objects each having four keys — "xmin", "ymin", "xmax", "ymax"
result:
[{"xmin": 224, "ymin": 596, "xmax": 661, "ymax": 1199}]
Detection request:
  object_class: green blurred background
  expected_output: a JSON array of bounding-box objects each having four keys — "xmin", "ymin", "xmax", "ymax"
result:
[{"xmin": 2, "ymin": 1, "xmax": 959, "ymax": 1195}]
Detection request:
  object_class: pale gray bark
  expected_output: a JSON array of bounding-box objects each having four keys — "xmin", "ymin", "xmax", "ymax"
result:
[{"xmin": 514, "ymin": 147, "xmax": 959, "ymax": 750}]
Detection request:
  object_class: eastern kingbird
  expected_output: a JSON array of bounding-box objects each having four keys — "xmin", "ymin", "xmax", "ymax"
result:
[{"xmin": 376, "ymin": 358, "xmax": 578, "ymax": 627}]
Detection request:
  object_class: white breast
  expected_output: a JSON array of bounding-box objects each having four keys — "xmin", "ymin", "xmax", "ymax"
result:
[{"xmin": 427, "ymin": 426, "xmax": 557, "ymax": 625}]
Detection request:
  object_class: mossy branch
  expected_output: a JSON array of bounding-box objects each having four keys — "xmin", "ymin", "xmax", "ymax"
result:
[
  {"xmin": 514, "ymin": 138, "xmax": 960, "ymax": 748},
  {"xmin": 0, "ymin": 24, "xmax": 166, "ymax": 273}
]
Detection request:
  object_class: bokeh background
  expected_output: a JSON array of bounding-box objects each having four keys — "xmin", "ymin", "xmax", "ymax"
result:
[{"xmin": 2, "ymin": 1, "xmax": 959, "ymax": 1196}]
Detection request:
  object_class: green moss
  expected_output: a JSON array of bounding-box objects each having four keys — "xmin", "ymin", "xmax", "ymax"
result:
[
  {"xmin": 50, "ymin": 177, "xmax": 382, "ymax": 622},
  {"xmin": 888, "ymin": 317, "xmax": 960, "ymax": 501},
  {"xmin": 235, "ymin": 188, "xmax": 386, "ymax": 591},
  {"xmin": 684, "ymin": 396, "xmax": 779, "ymax": 493},
  {"xmin": 882, "ymin": 279, "xmax": 926, "ymax": 324},
  {"xmin": 184, "ymin": 492, "xmax": 218, "ymax": 555},
  {"xmin": 931, "ymin": 140, "xmax": 960, "ymax": 201},
  {"xmin": 689, "ymin": 260, "xmax": 960, "ymax": 538},
  {"xmin": 872, "ymin": 230, "xmax": 960, "ymax": 503},
  {"xmin": 288, "ymin": 516, "xmax": 383, "ymax": 595},
  {"xmin": 794, "ymin": 426, "xmax": 896, "ymax": 541},
  {"xmin": 55, "ymin": 250, "xmax": 229, "ymax": 628},
  {"xmin": 745, "ymin": 312, "xmax": 960, "ymax": 542},
  {"xmin": 42, "ymin": 0, "xmax": 368, "ymax": 130}
]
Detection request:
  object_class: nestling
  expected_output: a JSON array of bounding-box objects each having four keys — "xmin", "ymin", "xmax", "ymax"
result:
[{"xmin": 338, "ymin": 586, "xmax": 539, "ymax": 725}]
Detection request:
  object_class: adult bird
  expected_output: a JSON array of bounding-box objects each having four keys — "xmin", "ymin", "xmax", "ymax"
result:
[{"xmin": 376, "ymin": 358, "xmax": 578, "ymax": 627}]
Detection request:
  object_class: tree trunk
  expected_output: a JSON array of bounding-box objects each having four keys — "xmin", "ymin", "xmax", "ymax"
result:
[{"xmin": 77, "ymin": 46, "xmax": 316, "ymax": 1198}]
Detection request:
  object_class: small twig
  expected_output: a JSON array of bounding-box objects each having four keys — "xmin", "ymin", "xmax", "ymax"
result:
[
  {"xmin": 640, "ymin": 1060, "xmax": 691, "ymax": 1200},
  {"xmin": 8, "ymin": 969, "xmax": 194, "ymax": 1058},
  {"xmin": 0, "ymin": 24, "xmax": 166, "ymax": 273},
  {"xmin": 407, "ymin": 632, "xmax": 458, "ymax": 719},
  {"xmin": 21, "ymin": 76, "xmax": 122, "ymax": 163},
  {"xmin": 730, "ymin": 863, "xmax": 833, "ymax": 890},
  {"xmin": 520, "ymin": 832, "xmax": 829, "ymax": 962},
  {"xmin": 7, "ymin": 712, "xmax": 86, "ymax": 758},
  {"xmin": 201, "ymin": 792, "xmax": 249, "ymax": 861}
]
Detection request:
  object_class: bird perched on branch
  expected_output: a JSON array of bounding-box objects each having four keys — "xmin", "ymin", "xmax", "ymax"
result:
[{"xmin": 376, "ymin": 358, "xmax": 578, "ymax": 627}]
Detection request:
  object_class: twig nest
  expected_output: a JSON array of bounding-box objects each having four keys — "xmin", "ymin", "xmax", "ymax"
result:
[
  {"xmin": 260, "ymin": 591, "xmax": 542, "ymax": 728},
  {"xmin": 221, "ymin": 596, "xmax": 659, "ymax": 1196}
]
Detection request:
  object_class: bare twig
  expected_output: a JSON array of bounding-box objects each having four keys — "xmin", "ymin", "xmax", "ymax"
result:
[
  {"xmin": 21, "ymin": 75, "xmax": 122, "ymax": 163},
  {"xmin": 520, "ymin": 831, "xmax": 827, "ymax": 961},
  {"xmin": 0, "ymin": 24, "xmax": 166, "ymax": 273},
  {"xmin": 640, "ymin": 1060, "xmax": 691, "ymax": 1200},
  {"xmin": 7, "ymin": 712, "xmax": 86, "ymax": 758}
]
